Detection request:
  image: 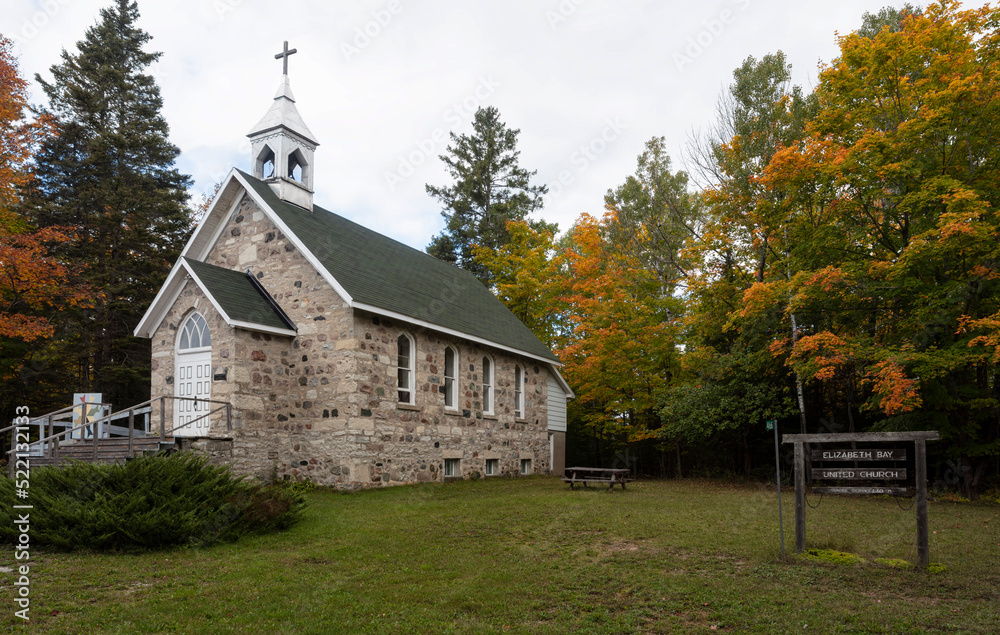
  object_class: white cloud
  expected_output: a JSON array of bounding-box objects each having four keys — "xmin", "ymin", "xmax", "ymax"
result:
[{"xmin": 4, "ymin": 0, "xmax": 987, "ymax": 249}]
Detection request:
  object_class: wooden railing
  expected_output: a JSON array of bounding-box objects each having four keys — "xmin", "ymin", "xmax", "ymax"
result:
[
  {"xmin": 3, "ymin": 401, "xmax": 111, "ymax": 460},
  {"xmin": 5, "ymin": 396, "xmax": 232, "ymax": 473}
]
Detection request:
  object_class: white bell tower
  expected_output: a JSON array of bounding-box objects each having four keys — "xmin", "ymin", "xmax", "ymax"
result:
[{"xmin": 247, "ymin": 41, "xmax": 319, "ymax": 211}]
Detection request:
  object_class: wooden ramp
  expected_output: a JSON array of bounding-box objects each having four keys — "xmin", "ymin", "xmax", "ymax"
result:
[{"xmin": 28, "ymin": 436, "xmax": 176, "ymax": 467}]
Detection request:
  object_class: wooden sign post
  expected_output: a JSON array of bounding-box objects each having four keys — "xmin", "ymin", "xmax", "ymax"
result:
[
  {"xmin": 782, "ymin": 431, "xmax": 939, "ymax": 569},
  {"xmin": 766, "ymin": 420, "xmax": 785, "ymax": 557}
]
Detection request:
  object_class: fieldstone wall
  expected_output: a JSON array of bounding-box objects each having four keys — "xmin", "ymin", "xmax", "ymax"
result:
[
  {"xmin": 203, "ymin": 193, "xmax": 355, "ymax": 480},
  {"xmin": 267, "ymin": 312, "xmax": 553, "ymax": 487},
  {"xmin": 152, "ymin": 191, "xmax": 559, "ymax": 488}
]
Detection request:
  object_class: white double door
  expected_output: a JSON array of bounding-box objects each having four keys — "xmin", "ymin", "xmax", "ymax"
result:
[{"xmin": 174, "ymin": 350, "xmax": 212, "ymax": 436}]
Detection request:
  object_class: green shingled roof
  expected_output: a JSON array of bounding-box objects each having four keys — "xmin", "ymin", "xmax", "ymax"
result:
[
  {"xmin": 237, "ymin": 170, "xmax": 558, "ymax": 363},
  {"xmin": 184, "ymin": 257, "xmax": 295, "ymax": 331}
]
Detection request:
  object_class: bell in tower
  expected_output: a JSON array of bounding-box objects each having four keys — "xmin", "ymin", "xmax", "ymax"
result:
[{"xmin": 247, "ymin": 41, "xmax": 320, "ymax": 211}]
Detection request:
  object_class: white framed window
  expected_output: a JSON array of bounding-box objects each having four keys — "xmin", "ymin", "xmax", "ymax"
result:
[
  {"xmin": 482, "ymin": 356, "xmax": 494, "ymax": 414},
  {"xmin": 444, "ymin": 458, "xmax": 460, "ymax": 477},
  {"xmin": 178, "ymin": 312, "xmax": 211, "ymax": 351},
  {"xmin": 520, "ymin": 459, "xmax": 532, "ymax": 475},
  {"xmin": 485, "ymin": 459, "xmax": 498, "ymax": 476},
  {"xmin": 514, "ymin": 364, "xmax": 525, "ymax": 419},
  {"xmin": 397, "ymin": 333, "xmax": 415, "ymax": 404},
  {"xmin": 444, "ymin": 346, "xmax": 458, "ymax": 410}
]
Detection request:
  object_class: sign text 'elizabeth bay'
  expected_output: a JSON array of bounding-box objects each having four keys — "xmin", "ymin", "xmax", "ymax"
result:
[
  {"xmin": 810, "ymin": 449, "xmax": 906, "ymax": 461},
  {"xmin": 812, "ymin": 468, "xmax": 907, "ymax": 480}
]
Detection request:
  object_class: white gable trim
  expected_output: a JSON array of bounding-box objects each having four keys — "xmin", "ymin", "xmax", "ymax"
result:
[
  {"xmin": 133, "ymin": 260, "xmax": 297, "ymax": 339},
  {"xmin": 134, "ymin": 258, "xmax": 189, "ymax": 338},
  {"xmin": 227, "ymin": 320, "xmax": 299, "ymax": 337},
  {"xmin": 197, "ymin": 190, "xmax": 245, "ymax": 266},
  {"xmin": 179, "ymin": 170, "xmax": 354, "ymax": 308},
  {"xmin": 352, "ymin": 301, "xmax": 562, "ymax": 367},
  {"xmin": 549, "ymin": 366, "xmax": 575, "ymax": 399},
  {"xmin": 227, "ymin": 171, "xmax": 354, "ymax": 306},
  {"xmin": 180, "ymin": 169, "xmax": 244, "ymax": 262}
]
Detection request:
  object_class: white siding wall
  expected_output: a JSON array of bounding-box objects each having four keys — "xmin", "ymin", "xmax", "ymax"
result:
[{"xmin": 546, "ymin": 375, "xmax": 567, "ymax": 432}]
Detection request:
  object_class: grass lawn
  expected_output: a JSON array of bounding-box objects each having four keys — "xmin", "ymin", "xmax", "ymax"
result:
[{"xmin": 2, "ymin": 477, "xmax": 998, "ymax": 634}]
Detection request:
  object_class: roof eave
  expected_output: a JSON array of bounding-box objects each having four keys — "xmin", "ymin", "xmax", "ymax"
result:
[
  {"xmin": 352, "ymin": 301, "xmax": 560, "ymax": 366},
  {"xmin": 134, "ymin": 259, "xmax": 297, "ymax": 339}
]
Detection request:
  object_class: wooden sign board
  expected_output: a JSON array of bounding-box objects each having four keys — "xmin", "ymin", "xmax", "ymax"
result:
[
  {"xmin": 812, "ymin": 468, "xmax": 907, "ymax": 480},
  {"xmin": 813, "ymin": 486, "xmax": 910, "ymax": 496},
  {"xmin": 783, "ymin": 431, "xmax": 939, "ymax": 569},
  {"xmin": 811, "ymin": 449, "xmax": 906, "ymax": 461}
]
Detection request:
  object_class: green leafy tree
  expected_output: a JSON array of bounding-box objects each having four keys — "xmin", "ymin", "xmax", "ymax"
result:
[
  {"xmin": 677, "ymin": 52, "xmax": 817, "ymax": 465},
  {"xmin": 471, "ymin": 220, "xmax": 563, "ymax": 348},
  {"xmin": 603, "ymin": 136, "xmax": 701, "ymax": 293},
  {"xmin": 19, "ymin": 0, "xmax": 192, "ymax": 407},
  {"xmin": 426, "ymin": 106, "xmax": 550, "ymax": 285},
  {"xmin": 857, "ymin": 4, "xmax": 921, "ymax": 38}
]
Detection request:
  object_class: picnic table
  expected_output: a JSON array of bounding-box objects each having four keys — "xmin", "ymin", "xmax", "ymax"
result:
[{"xmin": 562, "ymin": 467, "xmax": 632, "ymax": 491}]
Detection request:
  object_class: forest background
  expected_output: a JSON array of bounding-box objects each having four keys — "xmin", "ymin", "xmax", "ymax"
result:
[{"xmin": 2, "ymin": 1, "xmax": 999, "ymax": 499}]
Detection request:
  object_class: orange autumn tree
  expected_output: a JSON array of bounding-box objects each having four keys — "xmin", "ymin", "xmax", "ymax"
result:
[
  {"xmin": 0, "ymin": 35, "xmax": 88, "ymax": 403},
  {"xmin": 0, "ymin": 36, "xmax": 49, "ymax": 213},
  {"xmin": 750, "ymin": 1, "xmax": 1000, "ymax": 497},
  {"xmin": 555, "ymin": 213, "xmax": 680, "ymax": 447}
]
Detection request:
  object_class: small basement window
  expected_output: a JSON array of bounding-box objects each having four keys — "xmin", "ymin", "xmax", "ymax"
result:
[
  {"xmin": 520, "ymin": 459, "xmax": 532, "ymax": 475},
  {"xmin": 444, "ymin": 458, "xmax": 460, "ymax": 477},
  {"xmin": 485, "ymin": 459, "xmax": 498, "ymax": 476}
]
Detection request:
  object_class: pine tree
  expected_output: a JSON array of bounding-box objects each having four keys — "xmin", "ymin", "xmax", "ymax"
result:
[
  {"xmin": 20, "ymin": 0, "xmax": 192, "ymax": 407},
  {"xmin": 426, "ymin": 106, "xmax": 550, "ymax": 285}
]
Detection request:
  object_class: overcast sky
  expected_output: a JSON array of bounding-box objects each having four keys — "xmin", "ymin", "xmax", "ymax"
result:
[{"xmin": 4, "ymin": 1, "xmax": 989, "ymax": 250}]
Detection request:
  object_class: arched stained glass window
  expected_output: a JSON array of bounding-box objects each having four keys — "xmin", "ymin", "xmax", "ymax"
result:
[
  {"xmin": 444, "ymin": 346, "xmax": 458, "ymax": 409},
  {"xmin": 482, "ymin": 356, "xmax": 494, "ymax": 415},
  {"xmin": 397, "ymin": 333, "xmax": 414, "ymax": 404},
  {"xmin": 179, "ymin": 313, "xmax": 211, "ymax": 350},
  {"xmin": 515, "ymin": 364, "xmax": 525, "ymax": 419}
]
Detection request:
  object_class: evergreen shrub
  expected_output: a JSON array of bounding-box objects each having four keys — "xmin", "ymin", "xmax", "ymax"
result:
[{"xmin": 0, "ymin": 452, "xmax": 306, "ymax": 551}]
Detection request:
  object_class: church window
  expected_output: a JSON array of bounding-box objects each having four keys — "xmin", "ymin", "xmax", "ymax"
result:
[
  {"xmin": 482, "ymin": 356, "xmax": 494, "ymax": 414},
  {"xmin": 178, "ymin": 312, "xmax": 211, "ymax": 350},
  {"xmin": 444, "ymin": 346, "xmax": 457, "ymax": 409},
  {"xmin": 514, "ymin": 364, "xmax": 525, "ymax": 418},
  {"xmin": 397, "ymin": 333, "xmax": 414, "ymax": 404},
  {"xmin": 257, "ymin": 146, "xmax": 276, "ymax": 179},
  {"xmin": 288, "ymin": 149, "xmax": 307, "ymax": 183}
]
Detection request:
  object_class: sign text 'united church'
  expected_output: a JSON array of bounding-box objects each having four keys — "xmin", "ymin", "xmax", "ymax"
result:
[{"xmin": 812, "ymin": 468, "xmax": 907, "ymax": 480}]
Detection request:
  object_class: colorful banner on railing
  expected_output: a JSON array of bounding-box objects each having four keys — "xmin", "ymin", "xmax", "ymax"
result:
[{"xmin": 72, "ymin": 393, "xmax": 103, "ymax": 440}]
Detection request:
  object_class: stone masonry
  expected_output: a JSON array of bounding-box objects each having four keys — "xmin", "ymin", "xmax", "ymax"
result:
[{"xmin": 150, "ymin": 194, "xmax": 554, "ymax": 488}]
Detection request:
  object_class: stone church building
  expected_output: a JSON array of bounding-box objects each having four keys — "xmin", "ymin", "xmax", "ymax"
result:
[{"xmin": 134, "ymin": 55, "xmax": 572, "ymax": 488}]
